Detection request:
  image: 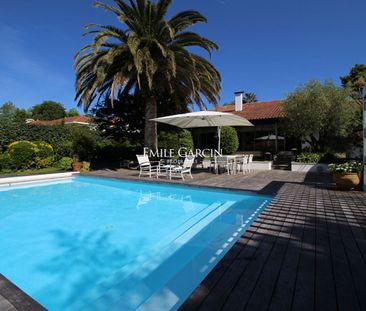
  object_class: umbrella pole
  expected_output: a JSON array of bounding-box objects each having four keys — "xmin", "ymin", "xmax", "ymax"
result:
[{"xmin": 218, "ymin": 126, "xmax": 221, "ymax": 154}]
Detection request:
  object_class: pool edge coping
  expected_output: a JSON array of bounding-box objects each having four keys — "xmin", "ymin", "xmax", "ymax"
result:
[
  {"xmin": 81, "ymin": 172, "xmax": 276, "ymax": 197},
  {"xmin": 0, "ymin": 172, "xmax": 79, "ymax": 187},
  {"xmin": 0, "ymin": 274, "xmax": 46, "ymax": 311}
]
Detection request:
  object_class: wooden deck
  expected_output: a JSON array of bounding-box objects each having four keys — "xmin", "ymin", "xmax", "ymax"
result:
[
  {"xmin": 1, "ymin": 169, "xmax": 366, "ymax": 310},
  {"xmin": 179, "ymin": 181, "xmax": 366, "ymax": 311}
]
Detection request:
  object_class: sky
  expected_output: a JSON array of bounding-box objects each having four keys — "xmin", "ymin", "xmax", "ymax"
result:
[{"xmin": 0, "ymin": 0, "xmax": 365, "ymax": 111}]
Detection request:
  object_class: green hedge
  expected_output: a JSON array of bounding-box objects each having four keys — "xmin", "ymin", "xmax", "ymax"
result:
[
  {"xmin": 0, "ymin": 119, "xmax": 72, "ymax": 157},
  {"xmin": 296, "ymin": 152, "xmax": 322, "ymax": 164},
  {"xmin": 0, "ymin": 152, "xmax": 12, "ymax": 171},
  {"xmin": 296, "ymin": 152, "xmax": 344, "ymax": 164},
  {"xmin": 0, "ymin": 120, "xmax": 98, "ymax": 160},
  {"xmin": 95, "ymin": 139, "xmax": 142, "ymax": 162}
]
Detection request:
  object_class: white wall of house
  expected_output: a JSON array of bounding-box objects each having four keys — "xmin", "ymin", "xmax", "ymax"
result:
[{"xmin": 291, "ymin": 162, "xmax": 328, "ymax": 173}]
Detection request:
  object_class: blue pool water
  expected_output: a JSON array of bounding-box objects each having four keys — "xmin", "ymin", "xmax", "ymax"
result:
[{"xmin": 0, "ymin": 176, "xmax": 271, "ymax": 310}]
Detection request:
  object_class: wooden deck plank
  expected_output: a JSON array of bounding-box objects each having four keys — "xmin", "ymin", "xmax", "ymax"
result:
[
  {"xmin": 332, "ymin": 193, "xmax": 366, "ymax": 310},
  {"xmin": 218, "ymin": 200, "xmax": 292, "ymax": 310},
  {"xmin": 268, "ymin": 192, "xmax": 306, "ymax": 311},
  {"xmin": 314, "ymin": 192, "xmax": 337, "ymax": 311},
  {"xmin": 194, "ymin": 222, "xmax": 269, "ymax": 311},
  {"xmin": 291, "ymin": 190, "xmax": 317, "ymax": 311},
  {"xmin": 326, "ymin": 195, "xmax": 361, "ymax": 311},
  {"xmin": 179, "ymin": 230, "xmax": 255, "ymax": 311},
  {"xmin": 243, "ymin": 197, "xmax": 298, "ymax": 311},
  {"xmin": 190, "ymin": 203, "xmax": 285, "ymax": 311}
]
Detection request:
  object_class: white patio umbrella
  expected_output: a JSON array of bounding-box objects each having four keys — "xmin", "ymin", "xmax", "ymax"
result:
[{"xmin": 150, "ymin": 111, "xmax": 253, "ymax": 151}]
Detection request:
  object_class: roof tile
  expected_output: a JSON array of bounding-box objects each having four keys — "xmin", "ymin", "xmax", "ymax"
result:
[
  {"xmin": 214, "ymin": 100, "xmax": 285, "ymax": 120},
  {"xmin": 31, "ymin": 116, "xmax": 91, "ymax": 125}
]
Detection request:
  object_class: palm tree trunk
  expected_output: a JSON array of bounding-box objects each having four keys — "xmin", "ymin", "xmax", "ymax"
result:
[{"xmin": 144, "ymin": 97, "xmax": 158, "ymax": 150}]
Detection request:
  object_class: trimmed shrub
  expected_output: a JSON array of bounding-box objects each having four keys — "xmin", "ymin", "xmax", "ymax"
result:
[
  {"xmin": 54, "ymin": 140, "xmax": 73, "ymax": 159},
  {"xmin": 8, "ymin": 141, "xmax": 37, "ymax": 169},
  {"xmin": 34, "ymin": 142, "xmax": 55, "ymax": 168},
  {"xmin": 81, "ymin": 161, "xmax": 90, "ymax": 172},
  {"xmin": 55, "ymin": 157, "xmax": 73, "ymax": 171},
  {"xmin": 220, "ymin": 127, "xmax": 239, "ymax": 155},
  {"xmin": 296, "ymin": 152, "xmax": 322, "ymax": 163},
  {"xmin": 179, "ymin": 130, "xmax": 194, "ymax": 151},
  {"xmin": 34, "ymin": 142, "xmax": 53, "ymax": 158},
  {"xmin": 0, "ymin": 153, "xmax": 12, "ymax": 171},
  {"xmin": 70, "ymin": 125, "xmax": 97, "ymax": 161},
  {"xmin": 158, "ymin": 130, "xmax": 194, "ymax": 154},
  {"xmin": 296, "ymin": 152, "xmax": 344, "ymax": 164},
  {"xmin": 35, "ymin": 156, "xmax": 55, "ymax": 169},
  {"xmin": 95, "ymin": 138, "xmax": 142, "ymax": 162}
]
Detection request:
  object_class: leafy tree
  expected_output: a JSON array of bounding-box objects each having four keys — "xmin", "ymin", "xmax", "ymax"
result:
[
  {"xmin": 31, "ymin": 101, "xmax": 66, "ymax": 120},
  {"xmin": 92, "ymin": 95, "xmax": 145, "ymax": 143},
  {"xmin": 74, "ymin": 0, "xmax": 221, "ymax": 150},
  {"xmin": 0, "ymin": 102, "xmax": 30, "ymax": 122},
  {"xmin": 12, "ymin": 109, "xmax": 30, "ymax": 122},
  {"xmin": 0, "ymin": 101, "xmax": 17, "ymax": 116},
  {"xmin": 67, "ymin": 108, "xmax": 80, "ymax": 117},
  {"xmin": 340, "ymin": 64, "xmax": 366, "ymax": 99},
  {"xmin": 284, "ymin": 81, "xmax": 359, "ymax": 151}
]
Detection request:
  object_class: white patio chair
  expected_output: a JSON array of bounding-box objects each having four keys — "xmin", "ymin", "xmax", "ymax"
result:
[
  {"xmin": 248, "ymin": 154, "xmax": 254, "ymax": 172},
  {"xmin": 215, "ymin": 156, "xmax": 233, "ymax": 175},
  {"xmin": 169, "ymin": 156, "xmax": 195, "ymax": 180},
  {"xmin": 209, "ymin": 156, "xmax": 216, "ymax": 173},
  {"xmin": 136, "ymin": 155, "xmax": 159, "ymax": 178},
  {"xmin": 237, "ymin": 154, "xmax": 249, "ymax": 174}
]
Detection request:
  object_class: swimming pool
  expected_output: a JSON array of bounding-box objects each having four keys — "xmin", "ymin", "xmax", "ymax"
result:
[{"xmin": 0, "ymin": 176, "xmax": 271, "ymax": 310}]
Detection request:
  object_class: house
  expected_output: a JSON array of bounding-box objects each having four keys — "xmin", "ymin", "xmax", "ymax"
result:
[
  {"xmin": 28, "ymin": 116, "xmax": 91, "ymax": 126},
  {"xmin": 193, "ymin": 92, "xmax": 294, "ymax": 156}
]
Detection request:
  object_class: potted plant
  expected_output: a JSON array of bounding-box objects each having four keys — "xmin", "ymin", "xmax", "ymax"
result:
[
  {"xmin": 72, "ymin": 155, "xmax": 82, "ymax": 171},
  {"xmin": 328, "ymin": 162, "xmax": 363, "ymax": 190}
]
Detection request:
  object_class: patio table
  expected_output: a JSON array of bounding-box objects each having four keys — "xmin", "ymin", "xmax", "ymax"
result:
[
  {"xmin": 224, "ymin": 155, "xmax": 243, "ymax": 175},
  {"xmin": 158, "ymin": 161, "xmax": 181, "ymax": 180}
]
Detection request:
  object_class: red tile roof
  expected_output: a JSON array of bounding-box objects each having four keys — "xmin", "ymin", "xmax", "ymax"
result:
[
  {"xmin": 214, "ymin": 100, "xmax": 286, "ymax": 120},
  {"xmin": 31, "ymin": 116, "xmax": 91, "ymax": 125}
]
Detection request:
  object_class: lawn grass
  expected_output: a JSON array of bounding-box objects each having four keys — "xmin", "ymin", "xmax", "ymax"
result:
[{"xmin": 0, "ymin": 167, "xmax": 66, "ymax": 178}]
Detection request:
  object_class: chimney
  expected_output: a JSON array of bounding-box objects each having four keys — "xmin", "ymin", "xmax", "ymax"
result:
[{"xmin": 234, "ymin": 91, "xmax": 244, "ymax": 112}]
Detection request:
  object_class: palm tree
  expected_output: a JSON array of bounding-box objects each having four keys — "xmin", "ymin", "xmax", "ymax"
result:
[
  {"xmin": 243, "ymin": 92, "xmax": 257, "ymax": 103},
  {"xmin": 74, "ymin": 0, "xmax": 221, "ymax": 150}
]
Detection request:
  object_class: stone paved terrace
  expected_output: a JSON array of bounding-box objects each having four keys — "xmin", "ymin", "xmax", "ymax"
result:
[{"xmin": 1, "ymin": 169, "xmax": 366, "ymax": 310}]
